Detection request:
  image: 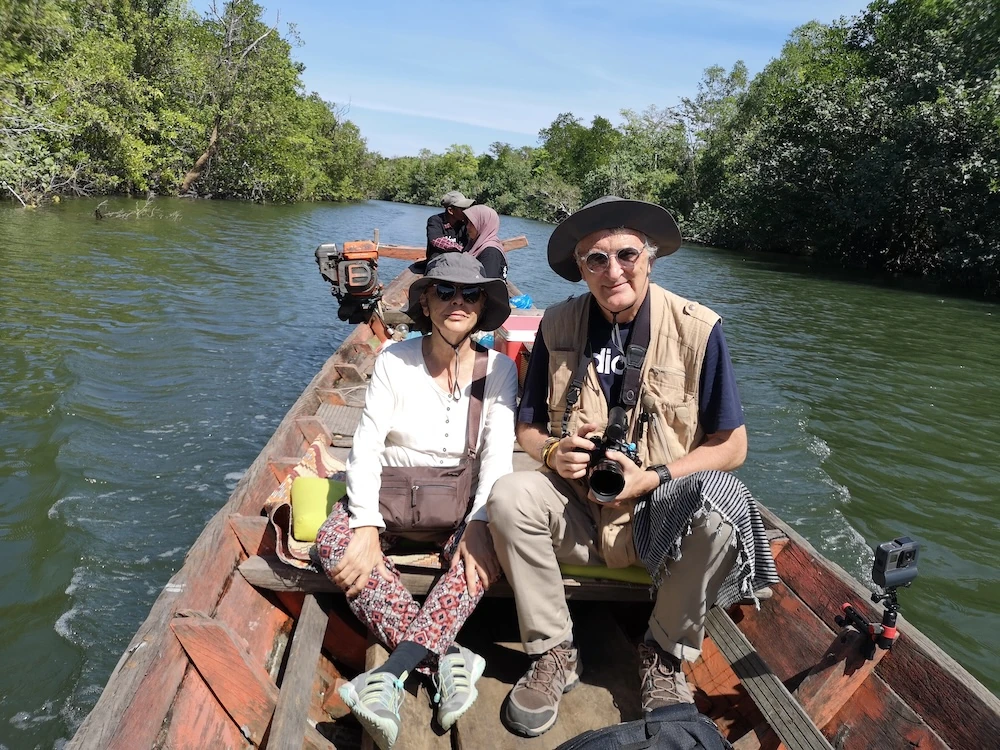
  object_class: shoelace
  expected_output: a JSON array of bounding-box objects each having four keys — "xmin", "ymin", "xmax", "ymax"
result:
[
  {"xmin": 639, "ymin": 645, "xmax": 685, "ymax": 708},
  {"xmin": 523, "ymin": 646, "xmax": 571, "ymax": 701},
  {"xmin": 432, "ymin": 653, "xmax": 471, "ymax": 704},
  {"xmin": 359, "ymin": 672, "xmax": 404, "ymax": 713}
]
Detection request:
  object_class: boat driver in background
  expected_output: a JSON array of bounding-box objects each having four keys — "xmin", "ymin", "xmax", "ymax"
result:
[
  {"xmin": 486, "ymin": 196, "xmax": 779, "ymax": 738},
  {"xmin": 426, "ymin": 190, "xmax": 473, "ymax": 262}
]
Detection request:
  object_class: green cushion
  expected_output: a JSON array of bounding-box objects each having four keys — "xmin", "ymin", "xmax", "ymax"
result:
[
  {"xmin": 558, "ymin": 563, "xmax": 652, "ymax": 585},
  {"xmin": 290, "ymin": 476, "xmax": 346, "ymax": 542}
]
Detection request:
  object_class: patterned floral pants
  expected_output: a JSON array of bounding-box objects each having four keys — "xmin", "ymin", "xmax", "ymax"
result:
[{"xmin": 315, "ymin": 501, "xmax": 485, "ymax": 669}]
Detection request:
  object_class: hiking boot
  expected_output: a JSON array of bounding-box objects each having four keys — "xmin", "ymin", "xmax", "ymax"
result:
[
  {"xmin": 338, "ymin": 669, "xmax": 407, "ymax": 750},
  {"xmin": 638, "ymin": 641, "xmax": 693, "ymax": 712},
  {"xmin": 502, "ymin": 641, "xmax": 582, "ymax": 737},
  {"xmin": 433, "ymin": 645, "xmax": 487, "ymax": 730}
]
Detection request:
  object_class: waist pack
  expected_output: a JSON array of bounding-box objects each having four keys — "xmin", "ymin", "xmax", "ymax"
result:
[
  {"xmin": 554, "ymin": 704, "xmax": 732, "ymax": 750},
  {"xmin": 377, "ymin": 346, "xmax": 488, "ymax": 535}
]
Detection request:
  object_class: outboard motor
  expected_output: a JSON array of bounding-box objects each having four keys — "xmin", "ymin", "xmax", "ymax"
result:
[{"xmin": 315, "ymin": 240, "xmax": 383, "ymax": 323}]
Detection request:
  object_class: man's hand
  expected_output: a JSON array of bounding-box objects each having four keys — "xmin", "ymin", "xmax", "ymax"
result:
[
  {"xmin": 550, "ymin": 422, "xmax": 600, "ymax": 480},
  {"xmin": 587, "ymin": 449, "xmax": 658, "ymax": 507},
  {"xmin": 330, "ymin": 526, "xmax": 390, "ymax": 598},
  {"xmin": 452, "ymin": 520, "xmax": 500, "ymax": 595}
]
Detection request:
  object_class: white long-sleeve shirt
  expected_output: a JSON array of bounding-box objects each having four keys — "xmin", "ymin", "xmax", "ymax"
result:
[{"xmin": 345, "ymin": 337, "xmax": 518, "ymax": 529}]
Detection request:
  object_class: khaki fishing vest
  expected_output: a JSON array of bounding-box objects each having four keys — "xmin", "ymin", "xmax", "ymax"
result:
[{"xmin": 540, "ymin": 284, "xmax": 721, "ymax": 567}]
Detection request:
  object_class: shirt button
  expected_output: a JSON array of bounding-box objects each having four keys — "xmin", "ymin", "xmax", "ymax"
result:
[
  {"xmin": 444, "ymin": 433, "xmax": 449, "ymax": 437},
  {"xmin": 445, "ymin": 419, "xmax": 449, "ymax": 424}
]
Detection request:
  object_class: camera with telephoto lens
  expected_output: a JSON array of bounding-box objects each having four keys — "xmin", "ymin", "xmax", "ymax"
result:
[
  {"xmin": 587, "ymin": 406, "xmax": 641, "ymax": 504},
  {"xmin": 872, "ymin": 536, "xmax": 919, "ymax": 589}
]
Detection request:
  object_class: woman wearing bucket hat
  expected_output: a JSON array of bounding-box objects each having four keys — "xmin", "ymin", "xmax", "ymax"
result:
[{"xmin": 315, "ymin": 253, "xmax": 517, "ymax": 749}]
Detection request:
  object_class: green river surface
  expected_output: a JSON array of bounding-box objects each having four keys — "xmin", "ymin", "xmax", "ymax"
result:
[{"xmin": 1, "ymin": 198, "xmax": 997, "ymax": 748}]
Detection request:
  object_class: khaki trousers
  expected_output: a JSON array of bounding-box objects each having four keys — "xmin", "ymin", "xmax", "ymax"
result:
[{"xmin": 488, "ymin": 470, "xmax": 737, "ymax": 661}]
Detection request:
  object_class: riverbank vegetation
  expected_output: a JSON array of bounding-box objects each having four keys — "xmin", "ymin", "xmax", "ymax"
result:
[
  {"xmin": 2, "ymin": 0, "xmax": 998, "ymax": 295},
  {"xmin": 1, "ymin": 0, "xmax": 372, "ymax": 205}
]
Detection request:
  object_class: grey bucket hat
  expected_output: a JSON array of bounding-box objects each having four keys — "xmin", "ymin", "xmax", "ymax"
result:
[
  {"xmin": 441, "ymin": 190, "xmax": 475, "ymax": 209},
  {"xmin": 406, "ymin": 253, "xmax": 511, "ymax": 332},
  {"xmin": 547, "ymin": 195, "xmax": 682, "ymax": 282}
]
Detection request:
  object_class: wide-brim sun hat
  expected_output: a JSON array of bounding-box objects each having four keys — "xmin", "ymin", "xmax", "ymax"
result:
[
  {"xmin": 406, "ymin": 253, "xmax": 510, "ymax": 332},
  {"xmin": 547, "ymin": 195, "xmax": 683, "ymax": 282}
]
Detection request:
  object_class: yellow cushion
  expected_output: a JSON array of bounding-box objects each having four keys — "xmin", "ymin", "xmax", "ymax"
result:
[
  {"xmin": 558, "ymin": 563, "xmax": 652, "ymax": 585},
  {"xmin": 290, "ymin": 476, "xmax": 346, "ymax": 542}
]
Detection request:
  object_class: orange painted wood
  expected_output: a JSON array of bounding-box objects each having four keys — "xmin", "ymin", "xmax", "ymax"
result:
[
  {"xmin": 823, "ymin": 675, "xmax": 949, "ymax": 750},
  {"xmin": 267, "ymin": 457, "xmax": 301, "ymax": 484},
  {"xmin": 775, "ymin": 539, "xmax": 1000, "ymax": 749},
  {"xmin": 270, "ymin": 594, "xmax": 328, "ymax": 748},
  {"xmin": 792, "ymin": 628, "xmax": 889, "ymax": 729},
  {"xmin": 229, "ymin": 514, "xmax": 276, "ymax": 557},
  {"xmin": 214, "ymin": 570, "xmax": 293, "ymax": 675},
  {"xmin": 296, "ymin": 416, "xmax": 333, "ymax": 446},
  {"xmin": 275, "ymin": 590, "xmax": 367, "ymax": 671},
  {"xmin": 377, "ymin": 235, "xmax": 528, "ymax": 261},
  {"xmin": 66, "ymin": 272, "xmax": 424, "ymax": 750},
  {"xmin": 315, "ymin": 388, "xmax": 346, "ymax": 406},
  {"xmin": 171, "ymin": 613, "xmax": 279, "ymax": 746},
  {"xmin": 731, "ymin": 585, "xmax": 832, "ymax": 683},
  {"xmin": 686, "ymin": 635, "xmax": 762, "ymax": 741},
  {"xmin": 161, "ymin": 668, "xmax": 249, "ymax": 750}
]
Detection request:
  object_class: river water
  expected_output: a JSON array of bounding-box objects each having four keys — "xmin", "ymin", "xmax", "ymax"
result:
[{"xmin": 0, "ymin": 198, "xmax": 997, "ymax": 748}]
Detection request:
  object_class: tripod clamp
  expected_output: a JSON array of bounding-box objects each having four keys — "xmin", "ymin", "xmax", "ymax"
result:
[{"xmin": 834, "ymin": 586, "xmax": 904, "ymax": 660}]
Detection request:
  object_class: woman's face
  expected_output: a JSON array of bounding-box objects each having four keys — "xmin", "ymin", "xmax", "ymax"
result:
[
  {"xmin": 466, "ymin": 220, "xmax": 479, "ymax": 241},
  {"xmin": 421, "ymin": 282, "xmax": 485, "ymax": 338}
]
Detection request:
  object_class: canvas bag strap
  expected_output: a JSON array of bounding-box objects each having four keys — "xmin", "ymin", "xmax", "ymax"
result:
[{"xmin": 464, "ymin": 345, "xmax": 489, "ymax": 460}]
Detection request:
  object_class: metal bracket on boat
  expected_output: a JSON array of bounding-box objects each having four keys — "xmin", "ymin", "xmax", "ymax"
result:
[
  {"xmin": 836, "ymin": 536, "xmax": 918, "ymax": 660},
  {"xmin": 836, "ymin": 588, "xmax": 902, "ymax": 660}
]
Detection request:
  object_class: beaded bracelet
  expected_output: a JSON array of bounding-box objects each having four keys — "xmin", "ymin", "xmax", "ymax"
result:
[{"xmin": 540, "ymin": 437, "xmax": 560, "ymax": 469}]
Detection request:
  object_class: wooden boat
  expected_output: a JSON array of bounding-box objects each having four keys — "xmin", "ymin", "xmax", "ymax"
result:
[
  {"xmin": 377, "ymin": 235, "xmax": 528, "ymax": 261},
  {"xmin": 68, "ymin": 245, "xmax": 1000, "ymax": 750}
]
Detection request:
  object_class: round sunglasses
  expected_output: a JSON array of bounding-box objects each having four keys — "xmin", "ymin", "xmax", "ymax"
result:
[
  {"xmin": 578, "ymin": 246, "xmax": 643, "ymax": 274},
  {"xmin": 433, "ymin": 282, "xmax": 484, "ymax": 304}
]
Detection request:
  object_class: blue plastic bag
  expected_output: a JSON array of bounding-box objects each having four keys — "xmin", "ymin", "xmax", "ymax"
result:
[{"xmin": 510, "ymin": 294, "xmax": 533, "ymax": 309}]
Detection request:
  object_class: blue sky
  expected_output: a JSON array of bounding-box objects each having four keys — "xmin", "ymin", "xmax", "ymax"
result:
[{"xmin": 192, "ymin": 0, "xmax": 870, "ymax": 157}]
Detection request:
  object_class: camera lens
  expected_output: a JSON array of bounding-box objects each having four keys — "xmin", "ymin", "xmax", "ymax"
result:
[{"xmin": 590, "ymin": 460, "xmax": 624, "ymax": 504}]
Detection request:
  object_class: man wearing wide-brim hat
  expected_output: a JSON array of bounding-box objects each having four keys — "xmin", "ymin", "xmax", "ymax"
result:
[
  {"xmin": 487, "ymin": 196, "xmax": 778, "ymax": 738},
  {"xmin": 426, "ymin": 190, "xmax": 475, "ymax": 261}
]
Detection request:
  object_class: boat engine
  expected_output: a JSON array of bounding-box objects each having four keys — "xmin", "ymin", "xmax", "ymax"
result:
[{"xmin": 315, "ymin": 240, "xmax": 383, "ymax": 323}]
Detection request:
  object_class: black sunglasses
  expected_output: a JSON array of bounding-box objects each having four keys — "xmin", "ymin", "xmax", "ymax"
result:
[
  {"xmin": 433, "ymin": 282, "xmax": 484, "ymax": 304},
  {"xmin": 578, "ymin": 247, "xmax": 643, "ymax": 274}
]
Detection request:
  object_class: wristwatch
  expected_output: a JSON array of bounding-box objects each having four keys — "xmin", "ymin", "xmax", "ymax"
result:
[{"xmin": 648, "ymin": 464, "xmax": 672, "ymax": 485}]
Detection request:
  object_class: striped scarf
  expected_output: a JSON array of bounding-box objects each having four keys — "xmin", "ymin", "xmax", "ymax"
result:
[{"xmin": 632, "ymin": 471, "xmax": 779, "ymax": 609}]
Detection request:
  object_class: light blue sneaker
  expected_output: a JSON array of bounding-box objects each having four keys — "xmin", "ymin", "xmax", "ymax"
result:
[
  {"xmin": 434, "ymin": 646, "xmax": 487, "ymax": 730},
  {"xmin": 338, "ymin": 669, "xmax": 407, "ymax": 750}
]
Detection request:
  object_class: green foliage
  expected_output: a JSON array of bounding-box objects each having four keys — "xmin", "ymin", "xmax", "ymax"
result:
[
  {"xmin": 0, "ymin": 0, "xmax": 374, "ymax": 204},
  {"xmin": 695, "ymin": 0, "xmax": 1000, "ymax": 295}
]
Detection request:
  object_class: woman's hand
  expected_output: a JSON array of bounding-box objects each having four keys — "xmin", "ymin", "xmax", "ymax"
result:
[
  {"xmin": 330, "ymin": 526, "xmax": 389, "ymax": 598},
  {"xmin": 452, "ymin": 520, "xmax": 500, "ymax": 595},
  {"xmin": 550, "ymin": 422, "xmax": 599, "ymax": 480}
]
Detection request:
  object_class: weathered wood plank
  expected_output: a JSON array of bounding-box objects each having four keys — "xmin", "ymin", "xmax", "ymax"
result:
[
  {"xmin": 66, "ymin": 272, "xmax": 420, "ymax": 750},
  {"xmin": 377, "ymin": 235, "xmax": 528, "ymax": 261},
  {"xmin": 240, "ymin": 555, "xmax": 654, "ymax": 601},
  {"xmin": 229, "ymin": 514, "xmax": 275, "ymax": 558},
  {"xmin": 277, "ymin": 591, "xmax": 368, "ymax": 672},
  {"xmin": 453, "ymin": 603, "xmax": 640, "ymax": 749},
  {"xmin": 161, "ymin": 668, "xmax": 250, "ymax": 750},
  {"xmin": 297, "ymin": 416, "xmax": 334, "ymax": 446},
  {"xmin": 268, "ymin": 457, "xmax": 302, "ymax": 484},
  {"xmin": 171, "ymin": 613, "xmax": 279, "ymax": 746},
  {"xmin": 758, "ymin": 505, "xmax": 1000, "ymax": 750},
  {"xmin": 705, "ymin": 608, "xmax": 833, "ymax": 750},
  {"xmin": 270, "ymin": 594, "xmax": 329, "ymax": 750}
]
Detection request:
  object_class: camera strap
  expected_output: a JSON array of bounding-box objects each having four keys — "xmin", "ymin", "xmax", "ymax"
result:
[{"xmin": 559, "ymin": 294, "xmax": 652, "ymax": 437}]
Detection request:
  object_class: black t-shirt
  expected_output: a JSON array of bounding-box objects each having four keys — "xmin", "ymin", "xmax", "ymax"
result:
[
  {"xmin": 426, "ymin": 212, "xmax": 468, "ymax": 255},
  {"xmin": 517, "ymin": 297, "xmax": 745, "ymax": 434}
]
